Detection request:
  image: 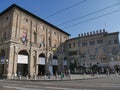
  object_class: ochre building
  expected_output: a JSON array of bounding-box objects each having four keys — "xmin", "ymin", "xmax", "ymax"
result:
[{"xmin": 0, "ymin": 4, "xmax": 70, "ymax": 78}]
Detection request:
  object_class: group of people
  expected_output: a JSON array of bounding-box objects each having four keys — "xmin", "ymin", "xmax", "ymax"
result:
[{"xmin": 37, "ymin": 69, "xmax": 71, "ymax": 79}]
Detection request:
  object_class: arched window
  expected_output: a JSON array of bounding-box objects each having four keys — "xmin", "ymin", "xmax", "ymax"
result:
[
  {"xmin": 49, "ymin": 37, "xmax": 51, "ymax": 47},
  {"xmin": 33, "ymin": 31, "xmax": 37, "ymax": 43}
]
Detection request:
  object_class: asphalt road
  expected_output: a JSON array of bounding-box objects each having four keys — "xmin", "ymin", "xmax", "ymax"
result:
[{"xmin": 0, "ymin": 76, "xmax": 120, "ymax": 90}]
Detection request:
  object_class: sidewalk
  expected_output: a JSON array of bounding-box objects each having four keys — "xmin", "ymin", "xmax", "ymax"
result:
[{"xmin": 8, "ymin": 73, "xmax": 120, "ymax": 81}]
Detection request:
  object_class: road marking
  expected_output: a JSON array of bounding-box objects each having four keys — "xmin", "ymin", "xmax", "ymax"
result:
[
  {"xmin": 3, "ymin": 86, "xmax": 45, "ymax": 90},
  {"xmin": 3, "ymin": 85, "xmax": 95, "ymax": 90},
  {"xmin": 45, "ymin": 86, "xmax": 95, "ymax": 90}
]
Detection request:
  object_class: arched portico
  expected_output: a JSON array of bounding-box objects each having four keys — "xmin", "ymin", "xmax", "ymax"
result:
[
  {"xmin": 0, "ymin": 49, "xmax": 5, "ymax": 76},
  {"xmin": 52, "ymin": 55, "xmax": 58, "ymax": 75},
  {"xmin": 38, "ymin": 53, "xmax": 46, "ymax": 76},
  {"xmin": 17, "ymin": 50, "xmax": 28, "ymax": 76}
]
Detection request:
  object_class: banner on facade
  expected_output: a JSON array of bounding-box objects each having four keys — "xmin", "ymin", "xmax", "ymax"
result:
[
  {"xmin": 52, "ymin": 59, "xmax": 58, "ymax": 65},
  {"xmin": 18, "ymin": 55, "xmax": 28, "ymax": 64},
  {"xmin": 38, "ymin": 57, "xmax": 45, "ymax": 65}
]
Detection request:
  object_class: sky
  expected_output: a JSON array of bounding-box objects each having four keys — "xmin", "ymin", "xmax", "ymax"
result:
[{"xmin": 0, "ymin": 0, "xmax": 120, "ymax": 38}]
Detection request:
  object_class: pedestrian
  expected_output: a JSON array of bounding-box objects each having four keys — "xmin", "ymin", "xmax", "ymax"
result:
[
  {"xmin": 48, "ymin": 71, "xmax": 51, "ymax": 79},
  {"xmin": 55, "ymin": 71, "xmax": 58, "ymax": 78},
  {"xmin": 60, "ymin": 72, "xmax": 64, "ymax": 80}
]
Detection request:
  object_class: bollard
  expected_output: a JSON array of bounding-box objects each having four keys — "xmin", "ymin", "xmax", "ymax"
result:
[
  {"xmin": 107, "ymin": 71, "xmax": 110, "ymax": 77},
  {"xmin": 69, "ymin": 74, "xmax": 72, "ymax": 80},
  {"xmin": 40, "ymin": 75, "xmax": 42, "ymax": 79},
  {"xmin": 7, "ymin": 74, "xmax": 12, "ymax": 80},
  {"xmin": 11, "ymin": 75, "xmax": 14, "ymax": 80},
  {"xmin": 56, "ymin": 75, "xmax": 58, "ymax": 80},
  {"xmin": 34, "ymin": 75, "xmax": 37, "ymax": 80},
  {"xmin": 26, "ymin": 75, "xmax": 29, "ymax": 80},
  {"xmin": 55, "ymin": 72, "xmax": 58, "ymax": 80},
  {"xmin": 14, "ymin": 74, "xmax": 17, "ymax": 80},
  {"xmin": 97, "ymin": 72, "xmax": 99, "ymax": 78},
  {"xmin": 20, "ymin": 75, "xmax": 22, "ymax": 80},
  {"xmin": 83, "ymin": 73, "xmax": 86, "ymax": 79},
  {"xmin": 44, "ymin": 75, "xmax": 46, "ymax": 80}
]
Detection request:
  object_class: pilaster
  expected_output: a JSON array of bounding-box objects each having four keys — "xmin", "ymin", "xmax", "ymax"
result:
[
  {"xmin": 7, "ymin": 46, "xmax": 14, "ymax": 78},
  {"xmin": 13, "ymin": 46, "xmax": 18, "ymax": 77},
  {"xmin": 35, "ymin": 51, "xmax": 38, "ymax": 75}
]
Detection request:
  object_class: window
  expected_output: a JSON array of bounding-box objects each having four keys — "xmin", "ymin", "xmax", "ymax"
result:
[
  {"xmin": 68, "ymin": 51, "xmax": 77, "ymax": 56},
  {"xmin": 54, "ymin": 32, "xmax": 56, "ymax": 35},
  {"xmin": 112, "ymin": 47, "xmax": 117, "ymax": 54},
  {"xmin": 89, "ymin": 41, "xmax": 95, "ymax": 46},
  {"xmin": 95, "ymin": 48, "xmax": 98, "ymax": 53},
  {"xmin": 25, "ymin": 19, "xmax": 28, "ymax": 22},
  {"xmin": 4, "ymin": 32, "xmax": 7, "ymax": 40},
  {"xmin": 108, "ymin": 40, "xmax": 111, "ymax": 45},
  {"xmin": 24, "ymin": 18, "xmax": 28, "ymax": 23},
  {"xmin": 82, "ymin": 42, "xmax": 87, "ymax": 46},
  {"xmin": 5, "ymin": 16, "xmax": 8, "ymax": 22},
  {"xmin": 49, "ymin": 37, "xmax": 51, "ymax": 47},
  {"xmin": 97, "ymin": 39, "xmax": 103, "ymax": 44},
  {"xmin": 33, "ymin": 31, "xmax": 37, "ymax": 43},
  {"xmin": 87, "ymin": 49, "xmax": 90, "ymax": 54},
  {"xmin": 73, "ymin": 42, "xmax": 76, "ymax": 47},
  {"xmin": 69, "ymin": 44, "xmax": 71, "ymax": 48},
  {"xmin": 114, "ymin": 39, "xmax": 118, "ymax": 44},
  {"xmin": 53, "ymin": 40, "xmax": 57, "ymax": 47},
  {"xmin": 103, "ymin": 48, "xmax": 106, "ymax": 52},
  {"xmin": 43, "ymin": 26, "xmax": 47, "ymax": 30}
]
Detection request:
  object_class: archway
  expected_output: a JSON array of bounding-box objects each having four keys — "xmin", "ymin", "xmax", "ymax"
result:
[
  {"xmin": 0, "ymin": 49, "xmax": 5, "ymax": 76},
  {"xmin": 17, "ymin": 50, "xmax": 28, "ymax": 76},
  {"xmin": 38, "ymin": 53, "xmax": 46, "ymax": 76},
  {"xmin": 52, "ymin": 55, "xmax": 58, "ymax": 75}
]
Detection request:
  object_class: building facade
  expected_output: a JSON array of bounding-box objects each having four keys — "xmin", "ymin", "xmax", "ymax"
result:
[
  {"xmin": 0, "ymin": 4, "xmax": 70, "ymax": 78},
  {"xmin": 66, "ymin": 30, "xmax": 120, "ymax": 73}
]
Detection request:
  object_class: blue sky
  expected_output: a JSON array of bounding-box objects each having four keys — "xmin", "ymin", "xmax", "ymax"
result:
[{"xmin": 0, "ymin": 0, "xmax": 120, "ymax": 38}]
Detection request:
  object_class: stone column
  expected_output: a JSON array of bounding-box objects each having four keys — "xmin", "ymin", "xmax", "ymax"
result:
[
  {"xmin": 45, "ymin": 51, "xmax": 49, "ymax": 75},
  {"xmin": 28, "ymin": 50, "xmax": 33, "ymax": 77},
  {"xmin": 13, "ymin": 46, "xmax": 18, "ymax": 77},
  {"xmin": 35, "ymin": 51, "xmax": 38, "ymax": 76},
  {"xmin": 7, "ymin": 46, "xmax": 14, "ymax": 79}
]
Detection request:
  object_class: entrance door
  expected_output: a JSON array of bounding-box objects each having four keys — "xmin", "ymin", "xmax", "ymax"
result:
[
  {"xmin": 17, "ymin": 64, "xmax": 28, "ymax": 76},
  {"xmin": 0, "ymin": 64, "xmax": 4, "ymax": 76},
  {"xmin": 53, "ymin": 65, "xmax": 58, "ymax": 75},
  {"xmin": 0, "ymin": 50, "xmax": 5, "ymax": 76},
  {"xmin": 38, "ymin": 53, "xmax": 46, "ymax": 76},
  {"xmin": 38, "ymin": 65, "xmax": 45, "ymax": 76}
]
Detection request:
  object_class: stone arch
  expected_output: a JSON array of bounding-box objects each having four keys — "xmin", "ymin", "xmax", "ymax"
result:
[
  {"xmin": 39, "ymin": 53, "xmax": 46, "ymax": 58},
  {"xmin": 38, "ymin": 53, "xmax": 46, "ymax": 76},
  {"xmin": 17, "ymin": 50, "xmax": 29, "ymax": 76},
  {"xmin": 0, "ymin": 49, "xmax": 5, "ymax": 76},
  {"xmin": 52, "ymin": 55, "xmax": 58, "ymax": 75}
]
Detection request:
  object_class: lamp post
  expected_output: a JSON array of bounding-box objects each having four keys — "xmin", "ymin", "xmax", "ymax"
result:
[{"xmin": 78, "ymin": 34, "xmax": 81, "ymax": 73}]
